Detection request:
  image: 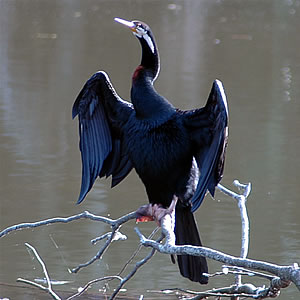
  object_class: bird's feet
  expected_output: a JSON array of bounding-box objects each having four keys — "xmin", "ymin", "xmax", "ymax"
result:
[{"xmin": 136, "ymin": 197, "xmax": 178, "ymax": 225}]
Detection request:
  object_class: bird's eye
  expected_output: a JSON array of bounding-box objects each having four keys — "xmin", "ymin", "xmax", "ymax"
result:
[
  {"xmin": 137, "ymin": 24, "xmax": 144, "ymax": 31},
  {"xmin": 135, "ymin": 25, "xmax": 147, "ymax": 36}
]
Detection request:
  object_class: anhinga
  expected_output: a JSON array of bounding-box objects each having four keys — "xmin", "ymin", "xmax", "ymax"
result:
[{"xmin": 72, "ymin": 18, "xmax": 228, "ymax": 284}]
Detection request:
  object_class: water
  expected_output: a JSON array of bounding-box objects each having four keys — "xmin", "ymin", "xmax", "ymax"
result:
[{"xmin": 1, "ymin": 0, "xmax": 300, "ymax": 299}]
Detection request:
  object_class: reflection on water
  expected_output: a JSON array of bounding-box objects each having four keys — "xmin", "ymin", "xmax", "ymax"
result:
[{"xmin": 1, "ymin": 1, "xmax": 300, "ymax": 299}]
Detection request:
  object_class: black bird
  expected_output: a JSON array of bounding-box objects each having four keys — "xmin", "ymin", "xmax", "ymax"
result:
[{"xmin": 72, "ymin": 18, "xmax": 228, "ymax": 284}]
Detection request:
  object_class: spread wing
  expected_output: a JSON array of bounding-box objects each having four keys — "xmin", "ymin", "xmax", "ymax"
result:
[
  {"xmin": 184, "ymin": 80, "xmax": 228, "ymax": 212},
  {"xmin": 72, "ymin": 71, "xmax": 134, "ymax": 204}
]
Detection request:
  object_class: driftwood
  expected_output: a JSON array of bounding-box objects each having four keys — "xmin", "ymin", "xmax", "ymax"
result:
[{"xmin": 0, "ymin": 180, "xmax": 299, "ymax": 299}]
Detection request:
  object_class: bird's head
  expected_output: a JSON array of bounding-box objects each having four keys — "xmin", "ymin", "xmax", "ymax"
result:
[{"xmin": 114, "ymin": 18, "xmax": 155, "ymax": 54}]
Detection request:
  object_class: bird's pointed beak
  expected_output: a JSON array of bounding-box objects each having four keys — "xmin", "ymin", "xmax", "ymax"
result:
[{"xmin": 114, "ymin": 17, "xmax": 137, "ymax": 33}]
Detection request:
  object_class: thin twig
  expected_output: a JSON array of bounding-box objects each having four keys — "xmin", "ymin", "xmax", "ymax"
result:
[
  {"xmin": 117, "ymin": 226, "xmax": 160, "ymax": 277},
  {"xmin": 17, "ymin": 278, "xmax": 59, "ymax": 295},
  {"xmin": 110, "ymin": 234, "xmax": 164, "ymax": 300},
  {"xmin": 66, "ymin": 276, "xmax": 122, "ymax": 300},
  {"xmin": 223, "ymin": 265, "xmax": 276, "ymax": 280},
  {"xmin": 91, "ymin": 232, "xmax": 112, "ymax": 244},
  {"xmin": 17, "ymin": 243, "xmax": 61, "ymax": 300},
  {"xmin": 72, "ymin": 228, "xmax": 117, "ymax": 273}
]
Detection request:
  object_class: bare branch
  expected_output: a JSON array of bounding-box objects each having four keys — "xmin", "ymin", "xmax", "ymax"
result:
[
  {"xmin": 135, "ymin": 223, "xmax": 300, "ymax": 292},
  {"xmin": 217, "ymin": 181, "xmax": 251, "ymax": 253},
  {"xmin": 0, "ymin": 210, "xmax": 137, "ymax": 238},
  {"xmin": 71, "ymin": 214, "xmax": 137, "ymax": 273},
  {"xmin": 218, "ymin": 180, "xmax": 251, "ymax": 287}
]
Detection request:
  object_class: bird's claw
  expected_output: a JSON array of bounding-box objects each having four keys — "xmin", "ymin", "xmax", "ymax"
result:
[{"xmin": 136, "ymin": 197, "xmax": 177, "ymax": 226}]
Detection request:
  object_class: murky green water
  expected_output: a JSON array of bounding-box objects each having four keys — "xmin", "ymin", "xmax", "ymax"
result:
[{"xmin": 1, "ymin": 0, "xmax": 300, "ymax": 299}]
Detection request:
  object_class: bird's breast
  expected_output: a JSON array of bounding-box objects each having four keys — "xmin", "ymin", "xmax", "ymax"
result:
[{"xmin": 123, "ymin": 116, "xmax": 192, "ymax": 178}]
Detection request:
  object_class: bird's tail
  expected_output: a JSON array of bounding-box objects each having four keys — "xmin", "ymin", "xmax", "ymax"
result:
[{"xmin": 174, "ymin": 205, "xmax": 208, "ymax": 284}]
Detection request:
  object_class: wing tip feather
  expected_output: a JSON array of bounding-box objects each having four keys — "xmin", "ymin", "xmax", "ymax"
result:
[
  {"xmin": 76, "ymin": 187, "xmax": 88, "ymax": 204},
  {"xmin": 212, "ymin": 79, "xmax": 228, "ymax": 115}
]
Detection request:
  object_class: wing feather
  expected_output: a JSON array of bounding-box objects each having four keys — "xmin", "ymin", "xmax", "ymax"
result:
[
  {"xmin": 184, "ymin": 80, "xmax": 228, "ymax": 212},
  {"xmin": 73, "ymin": 71, "xmax": 133, "ymax": 203}
]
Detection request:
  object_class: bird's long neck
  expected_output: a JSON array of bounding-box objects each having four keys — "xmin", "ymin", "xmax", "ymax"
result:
[
  {"xmin": 139, "ymin": 36, "xmax": 160, "ymax": 81},
  {"xmin": 131, "ymin": 35, "xmax": 174, "ymax": 120}
]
